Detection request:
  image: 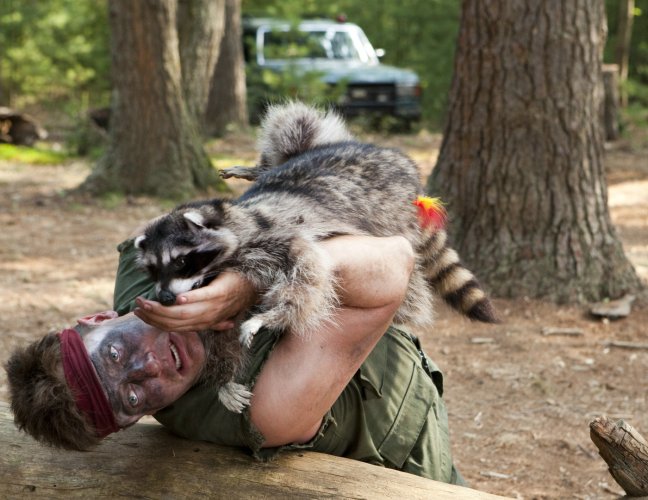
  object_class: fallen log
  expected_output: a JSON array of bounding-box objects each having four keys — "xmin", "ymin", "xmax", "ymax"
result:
[
  {"xmin": 0, "ymin": 402, "xmax": 505, "ymax": 499},
  {"xmin": 590, "ymin": 416, "xmax": 648, "ymax": 497}
]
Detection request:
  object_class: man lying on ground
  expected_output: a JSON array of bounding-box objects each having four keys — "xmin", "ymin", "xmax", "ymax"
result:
[{"xmin": 5, "ymin": 232, "xmax": 465, "ymax": 485}]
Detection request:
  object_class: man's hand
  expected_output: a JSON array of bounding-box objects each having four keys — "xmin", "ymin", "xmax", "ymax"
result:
[{"xmin": 134, "ymin": 271, "xmax": 257, "ymax": 333}]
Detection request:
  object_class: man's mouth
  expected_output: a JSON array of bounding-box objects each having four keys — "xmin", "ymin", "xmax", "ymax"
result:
[{"xmin": 169, "ymin": 342, "xmax": 182, "ymax": 370}]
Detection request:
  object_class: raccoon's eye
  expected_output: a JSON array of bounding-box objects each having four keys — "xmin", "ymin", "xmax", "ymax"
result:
[{"xmin": 173, "ymin": 256, "xmax": 186, "ymax": 270}]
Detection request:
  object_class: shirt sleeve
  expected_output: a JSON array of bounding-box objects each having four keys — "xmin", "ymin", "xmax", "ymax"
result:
[{"xmin": 113, "ymin": 239, "xmax": 158, "ymax": 315}]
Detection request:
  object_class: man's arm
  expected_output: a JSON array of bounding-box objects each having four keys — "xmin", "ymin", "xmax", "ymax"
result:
[
  {"xmin": 135, "ymin": 234, "xmax": 414, "ymax": 447},
  {"xmin": 251, "ymin": 235, "xmax": 414, "ymax": 446}
]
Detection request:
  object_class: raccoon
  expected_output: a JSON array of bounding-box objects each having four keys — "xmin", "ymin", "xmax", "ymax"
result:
[
  {"xmin": 220, "ymin": 101, "xmax": 497, "ymax": 326},
  {"xmin": 135, "ymin": 103, "xmax": 497, "ymax": 410}
]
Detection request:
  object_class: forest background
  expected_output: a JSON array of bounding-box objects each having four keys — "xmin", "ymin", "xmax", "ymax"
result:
[{"xmin": 2, "ymin": 0, "xmax": 647, "ymax": 133}]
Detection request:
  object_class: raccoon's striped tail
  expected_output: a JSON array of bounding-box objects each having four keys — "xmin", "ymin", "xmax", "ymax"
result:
[{"xmin": 418, "ymin": 229, "xmax": 498, "ymax": 323}]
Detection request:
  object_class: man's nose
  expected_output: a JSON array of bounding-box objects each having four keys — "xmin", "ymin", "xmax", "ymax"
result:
[{"xmin": 129, "ymin": 352, "xmax": 161, "ymax": 379}]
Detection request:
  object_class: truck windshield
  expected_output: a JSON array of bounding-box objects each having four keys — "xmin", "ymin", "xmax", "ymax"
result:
[{"xmin": 262, "ymin": 28, "xmax": 364, "ymax": 61}]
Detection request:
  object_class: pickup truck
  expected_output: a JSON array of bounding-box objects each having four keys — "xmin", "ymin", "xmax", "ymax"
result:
[{"xmin": 243, "ymin": 17, "xmax": 422, "ymax": 125}]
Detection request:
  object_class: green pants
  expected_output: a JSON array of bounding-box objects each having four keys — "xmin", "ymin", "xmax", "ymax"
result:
[{"xmin": 113, "ymin": 239, "xmax": 465, "ymax": 485}]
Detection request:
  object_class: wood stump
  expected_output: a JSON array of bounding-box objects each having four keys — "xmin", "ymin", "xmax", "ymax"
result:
[{"xmin": 590, "ymin": 416, "xmax": 648, "ymax": 497}]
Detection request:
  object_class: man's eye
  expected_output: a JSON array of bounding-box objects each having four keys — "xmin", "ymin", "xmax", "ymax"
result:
[
  {"xmin": 110, "ymin": 346, "xmax": 119, "ymax": 362},
  {"xmin": 173, "ymin": 256, "xmax": 186, "ymax": 270},
  {"xmin": 128, "ymin": 391, "xmax": 139, "ymax": 407}
]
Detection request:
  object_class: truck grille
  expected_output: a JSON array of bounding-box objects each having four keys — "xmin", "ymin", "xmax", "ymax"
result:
[{"xmin": 346, "ymin": 84, "xmax": 395, "ymax": 104}]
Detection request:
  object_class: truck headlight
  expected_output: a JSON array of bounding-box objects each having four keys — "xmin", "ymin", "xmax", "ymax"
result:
[{"xmin": 396, "ymin": 83, "xmax": 421, "ymax": 98}]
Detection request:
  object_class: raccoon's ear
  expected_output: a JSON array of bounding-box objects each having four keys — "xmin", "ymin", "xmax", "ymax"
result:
[
  {"xmin": 183, "ymin": 211, "xmax": 206, "ymax": 229},
  {"xmin": 134, "ymin": 235, "xmax": 146, "ymax": 250}
]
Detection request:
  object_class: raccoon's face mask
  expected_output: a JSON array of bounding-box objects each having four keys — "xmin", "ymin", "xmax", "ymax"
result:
[{"xmin": 134, "ymin": 207, "xmax": 239, "ymax": 306}]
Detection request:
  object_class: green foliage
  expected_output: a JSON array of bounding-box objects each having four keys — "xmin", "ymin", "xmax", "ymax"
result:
[
  {"xmin": 246, "ymin": 65, "xmax": 347, "ymax": 123},
  {"xmin": 0, "ymin": 0, "xmax": 110, "ymax": 111},
  {"xmin": 0, "ymin": 144, "xmax": 71, "ymax": 164},
  {"xmin": 1, "ymin": 0, "xmax": 645, "ymax": 136},
  {"xmin": 66, "ymin": 115, "xmax": 107, "ymax": 159}
]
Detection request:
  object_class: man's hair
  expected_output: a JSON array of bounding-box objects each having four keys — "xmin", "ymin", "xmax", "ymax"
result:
[{"xmin": 4, "ymin": 332, "xmax": 100, "ymax": 450}]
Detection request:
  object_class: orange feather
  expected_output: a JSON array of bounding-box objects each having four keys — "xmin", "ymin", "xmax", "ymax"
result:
[{"xmin": 413, "ymin": 196, "xmax": 447, "ymax": 229}]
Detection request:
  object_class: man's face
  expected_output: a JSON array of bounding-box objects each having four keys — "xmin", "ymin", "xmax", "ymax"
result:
[{"xmin": 81, "ymin": 313, "xmax": 206, "ymax": 427}]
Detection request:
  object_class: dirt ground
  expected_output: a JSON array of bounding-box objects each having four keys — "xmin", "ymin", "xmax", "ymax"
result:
[{"xmin": 0, "ymin": 130, "xmax": 647, "ymax": 499}]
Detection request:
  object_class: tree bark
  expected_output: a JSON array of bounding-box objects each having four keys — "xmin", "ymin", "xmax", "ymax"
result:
[
  {"xmin": 205, "ymin": 0, "xmax": 248, "ymax": 137},
  {"xmin": 82, "ymin": 0, "xmax": 223, "ymax": 199},
  {"xmin": 616, "ymin": 0, "xmax": 635, "ymax": 107},
  {"xmin": 427, "ymin": 0, "xmax": 643, "ymax": 303},
  {"xmin": 177, "ymin": 0, "xmax": 225, "ymax": 129}
]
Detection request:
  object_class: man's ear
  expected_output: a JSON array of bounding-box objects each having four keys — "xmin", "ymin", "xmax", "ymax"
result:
[{"xmin": 77, "ymin": 310, "xmax": 119, "ymax": 327}]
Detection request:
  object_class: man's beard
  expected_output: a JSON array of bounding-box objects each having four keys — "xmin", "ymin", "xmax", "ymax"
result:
[{"xmin": 197, "ymin": 328, "xmax": 247, "ymax": 387}]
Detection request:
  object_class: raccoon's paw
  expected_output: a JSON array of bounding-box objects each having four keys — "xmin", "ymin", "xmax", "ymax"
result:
[
  {"xmin": 219, "ymin": 166, "xmax": 259, "ymax": 181},
  {"xmin": 239, "ymin": 317, "xmax": 264, "ymax": 348},
  {"xmin": 218, "ymin": 382, "xmax": 253, "ymax": 413}
]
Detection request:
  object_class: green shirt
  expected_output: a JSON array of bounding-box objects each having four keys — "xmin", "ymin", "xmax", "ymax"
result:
[{"xmin": 113, "ymin": 239, "xmax": 464, "ymax": 484}]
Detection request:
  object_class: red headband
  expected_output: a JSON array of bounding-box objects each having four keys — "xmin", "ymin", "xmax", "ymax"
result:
[{"xmin": 58, "ymin": 329, "xmax": 120, "ymax": 438}]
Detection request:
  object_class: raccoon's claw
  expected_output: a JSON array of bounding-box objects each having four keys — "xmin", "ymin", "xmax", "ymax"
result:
[
  {"xmin": 239, "ymin": 318, "xmax": 264, "ymax": 348},
  {"xmin": 218, "ymin": 382, "xmax": 253, "ymax": 413}
]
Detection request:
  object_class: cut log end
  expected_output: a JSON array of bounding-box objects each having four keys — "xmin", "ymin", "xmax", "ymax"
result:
[{"xmin": 589, "ymin": 416, "xmax": 648, "ymax": 497}]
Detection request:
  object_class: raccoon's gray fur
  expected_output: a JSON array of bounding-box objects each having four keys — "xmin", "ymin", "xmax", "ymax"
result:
[
  {"xmin": 220, "ymin": 102, "xmax": 353, "ymax": 182},
  {"xmin": 198, "ymin": 327, "xmax": 251, "ymax": 413},
  {"xmin": 221, "ymin": 101, "xmax": 497, "ymax": 325},
  {"xmin": 135, "ymin": 102, "xmax": 497, "ymax": 410}
]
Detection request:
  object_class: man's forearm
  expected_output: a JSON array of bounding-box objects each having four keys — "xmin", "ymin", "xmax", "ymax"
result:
[{"xmin": 250, "ymin": 235, "xmax": 415, "ymax": 447}]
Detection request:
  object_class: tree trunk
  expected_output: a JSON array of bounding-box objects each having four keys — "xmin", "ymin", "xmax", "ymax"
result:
[
  {"xmin": 0, "ymin": 58, "xmax": 7, "ymax": 107},
  {"xmin": 205, "ymin": 0, "xmax": 248, "ymax": 137},
  {"xmin": 82, "ymin": 0, "xmax": 223, "ymax": 199},
  {"xmin": 616, "ymin": 0, "xmax": 635, "ymax": 107},
  {"xmin": 427, "ymin": 0, "xmax": 643, "ymax": 303},
  {"xmin": 177, "ymin": 0, "xmax": 225, "ymax": 129},
  {"xmin": 602, "ymin": 64, "xmax": 620, "ymax": 141}
]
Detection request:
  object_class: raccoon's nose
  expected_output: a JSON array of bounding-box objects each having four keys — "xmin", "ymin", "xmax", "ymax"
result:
[{"xmin": 158, "ymin": 290, "xmax": 177, "ymax": 306}]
